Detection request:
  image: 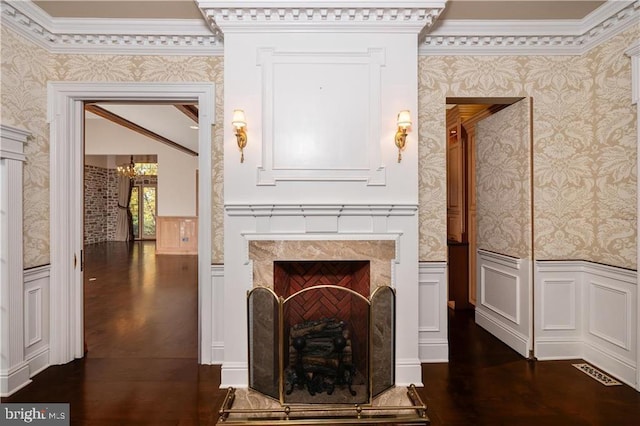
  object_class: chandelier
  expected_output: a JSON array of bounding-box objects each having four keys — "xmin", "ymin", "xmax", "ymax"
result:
[{"xmin": 117, "ymin": 155, "xmax": 139, "ymax": 179}]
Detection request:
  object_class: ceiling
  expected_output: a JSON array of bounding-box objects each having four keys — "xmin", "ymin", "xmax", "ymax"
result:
[
  {"xmin": 85, "ymin": 103, "xmax": 200, "ymax": 156},
  {"xmin": 33, "ymin": 0, "xmax": 606, "ymax": 21}
]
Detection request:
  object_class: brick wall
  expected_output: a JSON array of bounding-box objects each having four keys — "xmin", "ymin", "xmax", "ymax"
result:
[{"xmin": 84, "ymin": 165, "xmax": 118, "ymax": 245}]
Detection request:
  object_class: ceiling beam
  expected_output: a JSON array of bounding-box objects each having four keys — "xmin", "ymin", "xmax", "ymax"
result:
[
  {"xmin": 85, "ymin": 104, "xmax": 198, "ymax": 157},
  {"xmin": 175, "ymin": 104, "xmax": 199, "ymax": 124}
]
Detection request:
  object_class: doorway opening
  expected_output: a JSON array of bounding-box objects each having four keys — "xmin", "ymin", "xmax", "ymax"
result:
[
  {"xmin": 445, "ymin": 96, "xmax": 534, "ymax": 359},
  {"xmin": 48, "ymin": 82, "xmax": 214, "ymax": 366},
  {"xmin": 82, "ymin": 101, "xmax": 201, "ymax": 360}
]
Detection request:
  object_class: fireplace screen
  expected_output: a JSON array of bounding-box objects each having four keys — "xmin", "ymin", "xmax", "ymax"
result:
[{"xmin": 247, "ymin": 261, "xmax": 395, "ymax": 405}]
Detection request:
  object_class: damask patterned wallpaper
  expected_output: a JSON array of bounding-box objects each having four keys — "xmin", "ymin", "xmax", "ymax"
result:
[
  {"xmin": 1, "ymin": 27, "xmax": 52, "ymax": 268},
  {"xmin": 1, "ymin": 23, "xmax": 638, "ymax": 270},
  {"xmin": 418, "ymin": 24, "xmax": 638, "ymax": 269},
  {"xmin": 1, "ymin": 27, "xmax": 225, "ymax": 267},
  {"xmin": 476, "ymin": 99, "xmax": 532, "ymax": 259}
]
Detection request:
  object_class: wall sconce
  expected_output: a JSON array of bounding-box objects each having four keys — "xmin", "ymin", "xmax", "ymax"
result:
[
  {"xmin": 232, "ymin": 109, "xmax": 247, "ymax": 163},
  {"xmin": 395, "ymin": 110, "xmax": 412, "ymax": 163}
]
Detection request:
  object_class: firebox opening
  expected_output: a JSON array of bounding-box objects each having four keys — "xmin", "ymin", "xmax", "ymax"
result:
[{"xmin": 276, "ymin": 261, "xmax": 370, "ymax": 404}]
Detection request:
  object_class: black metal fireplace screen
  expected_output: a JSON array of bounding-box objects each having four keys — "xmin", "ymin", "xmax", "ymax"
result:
[{"xmin": 247, "ymin": 285, "xmax": 395, "ymax": 405}]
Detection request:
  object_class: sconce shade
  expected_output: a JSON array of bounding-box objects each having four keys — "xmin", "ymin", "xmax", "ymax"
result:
[
  {"xmin": 397, "ymin": 110, "xmax": 412, "ymax": 128},
  {"xmin": 232, "ymin": 109, "xmax": 247, "ymax": 128}
]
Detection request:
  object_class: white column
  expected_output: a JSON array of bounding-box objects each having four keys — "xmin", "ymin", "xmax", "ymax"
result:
[
  {"xmin": 0, "ymin": 125, "xmax": 30, "ymax": 396},
  {"xmin": 626, "ymin": 40, "xmax": 640, "ymax": 392}
]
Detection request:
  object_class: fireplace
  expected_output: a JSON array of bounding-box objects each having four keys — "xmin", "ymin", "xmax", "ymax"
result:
[{"xmin": 247, "ymin": 240, "xmax": 396, "ymax": 405}]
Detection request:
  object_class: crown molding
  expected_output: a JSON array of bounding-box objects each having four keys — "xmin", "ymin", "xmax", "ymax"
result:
[
  {"xmin": 197, "ymin": 1, "xmax": 446, "ymax": 34},
  {"xmin": 1, "ymin": 0, "xmax": 223, "ymax": 55},
  {"xmin": 419, "ymin": 0, "xmax": 639, "ymax": 56},
  {"xmin": 1, "ymin": 0, "xmax": 637, "ymax": 56}
]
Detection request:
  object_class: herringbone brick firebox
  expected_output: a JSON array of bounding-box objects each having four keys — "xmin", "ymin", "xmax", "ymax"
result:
[{"xmin": 275, "ymin": 261, "xmax": 370, "ymax": 378}]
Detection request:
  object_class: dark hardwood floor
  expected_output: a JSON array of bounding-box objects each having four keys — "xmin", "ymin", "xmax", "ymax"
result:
[{"xmin": 3, "ymin": 241, "xmax": 640, "ymax": 425}]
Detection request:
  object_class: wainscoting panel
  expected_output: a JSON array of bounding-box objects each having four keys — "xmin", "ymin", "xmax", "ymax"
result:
[
  {"xmin": 476, "ymin": 250, "xmax": 531, "ymax": 357},
  {"xmin": 481, "ymin": 264, "xmax": 520, "ymax": 324},
  {"xmin": 418, "ymin": 262, "xmax": 448, "ymax": 362},
  {"xmin": 535, "ymin": 261, "xmax": 583, "ymax": 360},
  {"xmin": 207, "ymin": 264, "xmax": 225, "ymax": 365},
  {"xmin": 535, "ymin": 260, "xmax": 637, "ymax": 387},
  {"xmin": 23, "ymin": 265, "xmax": 50, "ymax": 377},
  {"xmin": 541, "ymin": 279, "xmax": 576, "ymax": 331},
  {"xmin": 583, "ymin": 262, "xmax": 636, "ymax": 387}
]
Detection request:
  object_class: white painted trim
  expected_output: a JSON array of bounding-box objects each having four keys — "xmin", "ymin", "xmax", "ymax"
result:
[
  {"xmin": 0, "ymin": 125, "xmax": 29, "ymax": 162},
  {"xmin": 418, "ymin": 261, "xmax": 448, "ymax": 363},
  {"xmin": 475, "ymin": 308, "xmax": 529, "ymax": 356},
  {"xmin": 420, "ymin": 0, "xmax": 639, "ymax": 55},
  {"xmin": 480, "ymin": 264, "xmax": 521, "ymax": 324},
  {"xmin": 626, "ymin": 41, "xmax": 640, "ymax": 105},
  {"xmin": 220, "ymin": 361, "xmax": 249, "ymax": 389},
  {"xmin": 208, "ymin": 264, "xmax": 225, "ymax": 365},
  {"xmin": 535, "ymin": 337, "xmax": 583, "ymax": 360},
  {"xmin": 23, "ymin": 265, "xmax": 51, "ymax": 381},
  {"xmin": 633, "ymin": 38, "xmax": 640, "ymax": 393},
  {"xmin": 0, "ymin": 125, "xmax": 30, "ymax": 397},
  {"xmin": 25, "ymin": 346, "xmax": 49, "ymax": 378},
  {"xmin": 225, "ymin": 204, "xmax": 418, "ymax": 217},
  {"xmin": 584, "ymin": 340, "xmax": 637, "ymax": 388},
  {"xmin": 588, "ymin": 282, "xmax": 632, "ymax": 351},
  {"xmin": 1, "ymin": 0, "xmax": 223, "ymax": 55},
  {"xmin": 4, "ymin": 0, "xmax": 635, "ymax": 56},
  {"xmin": 395, "ymin": 358, "xmax": 423, "ymax": 388},
  {"xmin": 476, "ymin": 250, "xmax": 531, "ymax": 357},
  {"xmin": 0, "ymin": 363, "xmax": 31, "ymax": 397},
  {"xmin": 255, "ymin": 48, "xmax": 387, "ymax": 186},
  {"xmin": 200, "ymin": 1, "xmax": 445, "ymax": 34},
  {"xmin": 534, "ymin": 260, "xmax": 638, "ymax": 390},
  {"xmin": 47, "ymin": 82, "xmax": 215, "ymax": 366},
  {"xmin": 630, "ymin": 38, "xmax": 640, "ymax": 392}
]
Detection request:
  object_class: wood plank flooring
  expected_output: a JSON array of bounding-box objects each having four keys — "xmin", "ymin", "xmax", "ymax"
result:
[{"xmin": 3, "ymin": 241, "xmax": 640, "ymax": 425}]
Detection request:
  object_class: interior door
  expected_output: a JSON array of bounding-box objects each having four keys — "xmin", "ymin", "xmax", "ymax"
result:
[{"xmin": 474, "ymin": 98, "xmax": 533, "ymax": 358}]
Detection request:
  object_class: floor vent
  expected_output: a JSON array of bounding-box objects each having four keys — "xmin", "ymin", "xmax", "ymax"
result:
[{"xmin": 572, "ymin": 363, "xmax": 622, "ymax": 386}]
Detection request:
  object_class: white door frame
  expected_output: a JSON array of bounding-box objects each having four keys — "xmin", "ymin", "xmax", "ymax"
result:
[{"xmin": 47, "ymin": 82, "xmax": 215, "ymax": 365}]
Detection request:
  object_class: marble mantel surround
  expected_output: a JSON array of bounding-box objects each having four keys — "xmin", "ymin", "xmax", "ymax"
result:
[{"xmin": 249, "ymin": 240, "xmax": 396, "ymax": 291}]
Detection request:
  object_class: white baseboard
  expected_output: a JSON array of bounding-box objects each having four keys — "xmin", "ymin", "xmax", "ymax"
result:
[
  {"xmin": 535, "ymin": 338, "xmax": 583, "ymax": 360},
  {"xmin": 418, "ymin": 339, "xmax": 448, "ymax": 362},
  {"xmin": 220, "ymin": 362, "xmax": 249, "ymax": 388},
  {"xmin": 395, "ymin": 358, "xmax": 423, "ymax": 387},
  {"xmin": 476, "ymin": 308, "xmax": 529, "ymax": 357},
  {"xmin": 584, "ymin": 341, "xmax": 636, "ymax": 388},
  {"xmin": 26, "ymin": 347, "xmax": 50, "ymax": 378},
  {"xmin": 0, "ymin": 363, "xmax": 32, "ymax": 397}
]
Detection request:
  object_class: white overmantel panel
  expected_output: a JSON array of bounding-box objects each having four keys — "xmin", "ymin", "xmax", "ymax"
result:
[{"xmin": 224, "ymin": 31, "xmax": 420, "ymax": 204}]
